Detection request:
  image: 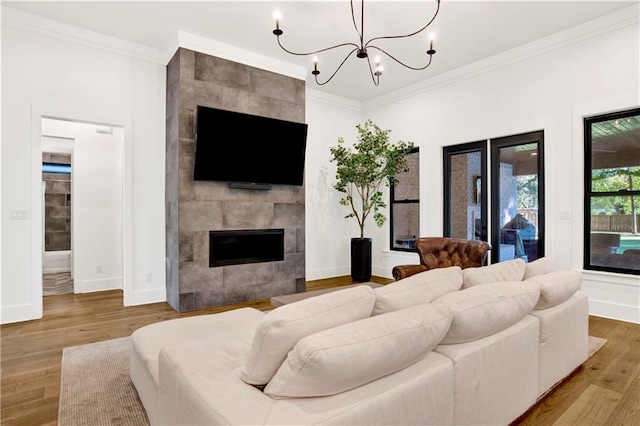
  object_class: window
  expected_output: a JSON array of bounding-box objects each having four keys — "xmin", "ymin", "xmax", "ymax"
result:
[
  {"xmin": 584, "ymin": 108, "xmax": 640, "ymax": 275},
  {"xmin": 390, "ymin": 148, "xmax": 419, "ymax": 251}
]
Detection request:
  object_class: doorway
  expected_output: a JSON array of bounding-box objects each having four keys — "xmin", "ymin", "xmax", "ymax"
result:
[
  {"xmin": 42, "ymin": 142, "xmax": 74, "ymax": 296},
  {"xmin": 38, "ymin": 117, "xmax": 125, "ymax": 300},
  {"xmin": 443, "ymin": 131, "xmax": 545, "ymax": 264}
]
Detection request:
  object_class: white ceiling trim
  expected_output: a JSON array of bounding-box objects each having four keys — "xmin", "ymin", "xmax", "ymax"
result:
[
  {"xmin": 306, "ymin": 88, "xmax": 362, "ymax": 112},
  {"xmin": 363, "ymin": 3, "xmax": 640, "ymax": 111},
  {"xmin": 171, "ymin": 30, "xmax": 308, "ymax": 81},
  {"xmin": 0, "ymin": 6, "xmax": 165, "ymax": 64}
]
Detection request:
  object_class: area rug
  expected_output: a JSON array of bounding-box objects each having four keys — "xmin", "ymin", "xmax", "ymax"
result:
[
  {"xmin": 58, "ymin": 337, "xmax": 149, "ymax": 426},
  {"xmin": 58, "ymin": 335, "xmax": 608, "ymax": 425}
]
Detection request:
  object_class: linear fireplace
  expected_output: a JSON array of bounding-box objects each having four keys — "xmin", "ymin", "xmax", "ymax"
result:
[{"xmin": 209, "ymin": 229, "xmax": 285, "ymax": 267}]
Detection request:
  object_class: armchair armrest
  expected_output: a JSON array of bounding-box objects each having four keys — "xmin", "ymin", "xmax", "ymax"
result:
[{"xmin": 392, "ymin": 264, "xmax": 429, "ymax": 281}]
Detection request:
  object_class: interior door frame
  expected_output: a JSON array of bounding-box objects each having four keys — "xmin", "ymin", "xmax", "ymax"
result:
[
  {"xmin": 31, "ymin": 102, "xmax": 132, "ymax": 319},
  {"xmin": 443, "ymin": 140, "xmax": 488, "ymax": 242}
]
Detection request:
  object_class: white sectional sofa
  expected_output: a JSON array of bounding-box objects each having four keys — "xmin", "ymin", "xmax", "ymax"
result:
[{"xmin": 130, "ymin": 257, "xmax": 588, "ymax": 425}]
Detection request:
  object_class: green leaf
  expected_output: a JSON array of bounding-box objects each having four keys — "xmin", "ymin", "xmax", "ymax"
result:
[{"xmin": 329, "ymin": 120, "xmax": 415, "ymax": 235}]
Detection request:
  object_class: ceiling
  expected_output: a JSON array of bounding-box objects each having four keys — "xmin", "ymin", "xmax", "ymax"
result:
[{"xmin": 4, "ymin": 1, "xmax": 636, "ymax": 102}]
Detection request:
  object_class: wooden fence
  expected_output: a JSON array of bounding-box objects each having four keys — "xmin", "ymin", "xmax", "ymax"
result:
[{"xmin": 592, "ymin": 214, "xmax": 640, "ymax": 232}]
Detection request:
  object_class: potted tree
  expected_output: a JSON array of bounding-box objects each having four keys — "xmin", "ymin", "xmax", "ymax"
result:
[{"xmin": 330, "ymin": 119, "xmax": 414, "ymax": 282}]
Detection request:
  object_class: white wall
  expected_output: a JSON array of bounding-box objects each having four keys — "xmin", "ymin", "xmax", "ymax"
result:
[
  {"xmin": 1, "ymin": 7, "xmax": 166, "ymax": 323},
  {"xmin": 42, "ymin": 119, "xmax": 124, "ymax": 293},
  {"xmin": 305, "ymin": 92, "xmax": 365, "ymax": 280},
  {"xmin": 361, "ymin": 7, "xmax": 640, "ymax": 322}
]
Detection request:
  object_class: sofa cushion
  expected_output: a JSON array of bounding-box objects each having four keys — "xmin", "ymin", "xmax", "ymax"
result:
[
  {"xmin": 264, "ymin": 303, "xmax": 452, "ymax": 398},
  {"xmin": 433, "ymin": 281, "xmax": 540, "ymax": 344},
  {"xmin": 373, "ymin": 266, "xmax": 462, "ymax": 315},
  {"xmin": 526, "ymin": 270, "xmax": 582, "ymax": 309},
  {"xmin": 523, "ymin": 256, "xmax": 555, "ymax": 280},
  {"xmin": 240, "ymin": 285, "xmax": 376, "ymax": 386},
  {"xmin": 462, "ymin": 258, "xmax": 526, "ymax": 288}
]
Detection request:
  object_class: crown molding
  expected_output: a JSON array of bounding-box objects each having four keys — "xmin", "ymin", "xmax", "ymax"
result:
[
  {"xmin": 169, "ymin": 30, "xmax": 307, "ymax": 81},
  {"xmin": 306, "ymin": 88, "xmax": 363, "ymax": 112},
  {"xmin": 364, "ymin": 3, "xmax": 640, "ymax": 111},
  {"xmin": 0, "ymin": 6, "xmax": 165, "ymax": 64}
]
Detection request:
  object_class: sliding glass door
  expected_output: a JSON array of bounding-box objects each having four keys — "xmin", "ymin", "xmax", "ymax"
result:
[
  {"xmin": 443, "ymin": 141, "xmax": 488, "ymax": 242},
  {"xmin": 490, "ymin": 131, "xmax": 545, "ymax": 264},
  {"xmin": 444, "ymin": 131, "xmax": 545, "ymax": 264}
]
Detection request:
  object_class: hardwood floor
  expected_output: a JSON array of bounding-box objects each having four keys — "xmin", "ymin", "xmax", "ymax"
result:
[{"xmin": 1, "ymin": 276, "xmax": 638, "ymax": 426}]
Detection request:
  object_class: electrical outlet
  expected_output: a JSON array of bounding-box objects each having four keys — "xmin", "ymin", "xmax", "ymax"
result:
[
  {"xmin": 145, "ymin": 273, "xmax": 153, "ymax": 283},
  {"xmin": 96, "ymin": 264, "xmax": 103, "ymax": 273},
  {"xmin": 559, "ymin": 210, "xmax": 571, "ymax": 220}
]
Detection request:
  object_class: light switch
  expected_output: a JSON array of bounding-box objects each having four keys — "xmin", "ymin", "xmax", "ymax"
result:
[
  {"xmin": 559, "ymin": 210, "xmax": 571, "ymax": 220},
  {"xmin": 10, "ymin": 209, "xmax": 29, "ymax": 220}
]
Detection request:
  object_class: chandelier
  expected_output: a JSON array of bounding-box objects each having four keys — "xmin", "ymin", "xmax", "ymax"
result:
[{"xmin": 272, "ymin": 0, "xmax": 441, "ymax": 86}]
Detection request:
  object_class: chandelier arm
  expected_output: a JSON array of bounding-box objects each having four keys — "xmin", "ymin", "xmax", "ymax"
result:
[
  {"xmin": 314, "ymin": 48, "xmax": 359, "ymax": 86},
  {"xmin": 350, "ymin": 0, "xmax": 364, "ymax": 46},
  {"xmin": 368, "ymin": 45, "xmax": 434, "ymax": 71},
  {"xmin": 364, "ymin": 0, "xmax": 440, "ymax": 48},
  {"xmin": 276, "ymin": 36, "xmax": 359, "ymax": 57},
  {"xmin": 365, "ymin": 55, "xmax": 380, "ymax": 86}
]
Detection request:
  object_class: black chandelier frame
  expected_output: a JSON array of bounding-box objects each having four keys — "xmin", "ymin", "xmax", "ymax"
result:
[{"xmin": 272, "ymin": 0, "xmax": 441, "ymax": 86}]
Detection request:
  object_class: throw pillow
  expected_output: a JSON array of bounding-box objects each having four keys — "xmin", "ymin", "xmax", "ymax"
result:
[
  {"xmin": 523, "ymin": 256, "xmax": 555, "ymax": 280},
  {"xmin": 372, "ymin": 266, "xmax": 463, "ymax": 315},
  {"xmin": 525, "ymin": 269, "xmax": 582, "ymax": 309},
  {"xmin": 264, "ymin": 303, "xmax": 452, "ymax": 398},
  {"xmin": 240, "ymin": 285, "xmax": 376, "ymax": 386},
  {"xmin": 433, "ymin": 280, "xmax": 540, "ymax": 344},
  {"xmin": 462, "ymin": 258, "xmax": 526, "ymax": 288}
]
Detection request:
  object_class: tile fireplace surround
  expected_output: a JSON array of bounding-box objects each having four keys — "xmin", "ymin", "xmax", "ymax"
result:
[{"xmin": 165, "ymin": 47, "xmax": 306, "ymax": 312}]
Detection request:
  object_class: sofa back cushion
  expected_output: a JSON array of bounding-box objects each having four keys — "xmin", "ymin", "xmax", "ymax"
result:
[
  {"xmin": 462, "ymin": 258, "xmax": 526, "ymax": 288},
  {"xmin": 264, "ymin": 303, "xmax": 452, "ymax": 398},
  {"xmin": 373, "ymin": 266, "xmax": 462, "ymax": 315},
  {"xmin": 240, "ymin": 285, "xmax": 376, "ymax": 386},
  {"xmin": 433, "ymin": 281, "xmax": 540, "ymax": 344},
  {"xmin": 523, "ymin": 256, "xmax": 555, "ymax": 280},
  {"xmin": 526, "ymin": 269, "xmax": 582, "ymax": 309}
]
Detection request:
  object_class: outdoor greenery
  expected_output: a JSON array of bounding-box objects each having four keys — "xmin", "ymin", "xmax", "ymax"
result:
[
  {"xmin": 591, "ymin": 166, "xmax": 639, "ymax": 234},
  {"xmin": 517, "ymin": 175, "xmax": 538, "ymax": 209},
  {"xmin": 330, "ymin": 120, "xmax": 414, "ymax": 239}
]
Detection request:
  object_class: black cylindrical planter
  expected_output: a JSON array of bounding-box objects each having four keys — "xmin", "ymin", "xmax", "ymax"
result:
[{"xmin": 351, "ymin": 237, "xmax": 372, "ymax": 282}]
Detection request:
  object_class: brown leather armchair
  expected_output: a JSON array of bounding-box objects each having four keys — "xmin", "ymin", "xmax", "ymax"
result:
[{"xmin": 392, "ymin": 237, "xmax": 491, "ymax": 281}]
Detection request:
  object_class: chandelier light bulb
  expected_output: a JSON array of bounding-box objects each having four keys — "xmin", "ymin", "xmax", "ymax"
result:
[
  {"xmin": 312, "ymin": 56, "xmax": 320, "ymax": 74},
  {"xmin": 374, "ymin": 55, "xmax": 381, "ymax": 65},
  {"xmin": 273, "ymin": 10, "xmax": 282, "ymax": 32},
  {"xmin": 427, "ymin": 32, "xmax": 437, "ymax": 54}
]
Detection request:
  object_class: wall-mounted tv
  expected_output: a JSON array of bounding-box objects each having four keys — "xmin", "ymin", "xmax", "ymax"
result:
[{"xmin": 194, "ymin": 106, "xmax": 308, "ymax": 187}]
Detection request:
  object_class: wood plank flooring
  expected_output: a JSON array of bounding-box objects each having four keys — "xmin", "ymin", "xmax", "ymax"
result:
[{"xmin": 1, "ymin": 276, "xmax": 638, "ymax": 426}]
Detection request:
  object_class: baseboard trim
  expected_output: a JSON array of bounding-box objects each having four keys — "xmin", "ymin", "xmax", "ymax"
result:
[
  {"xmin": 43, "ymin": 267, "xmax": 71, "ymax": 274},
  {"xmin": 306, "ymin": 266, "xmax": 350, "ymax": 281},
  {"xmin": 0, "ymin": 303, "xmax": 41, "ymax": 324},
  {"xmin": 77, "ymin": 277, "xmax": 122, "ymax": 294},
  {"xmin": 588, "ymin": 299, "xmax": 640, "ymax": 324},
  {"xmin": 124, "ymin": 287, "xmax": 166, "ymax": 307}
]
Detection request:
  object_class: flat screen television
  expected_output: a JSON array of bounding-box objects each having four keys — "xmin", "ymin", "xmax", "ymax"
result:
[{"xmin": 193, "ymin": 106, "xmax": 308, "ymax": 187}]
